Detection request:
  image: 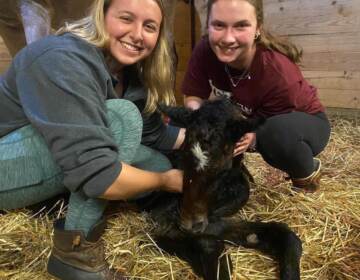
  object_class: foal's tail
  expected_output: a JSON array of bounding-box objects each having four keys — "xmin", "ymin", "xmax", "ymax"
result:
[{"xmin": 206, "ymin": 220, "xmax": 302, "ymax": 280}]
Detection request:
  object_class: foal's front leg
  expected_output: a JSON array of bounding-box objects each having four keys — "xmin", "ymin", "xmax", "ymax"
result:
[
  {"xmin": 155, "ymin": 233, "xmax": 232, "ymax": 280},
  {"xmin": 197, "ymin": 237, "xmax": 232, "ymax": 280}
]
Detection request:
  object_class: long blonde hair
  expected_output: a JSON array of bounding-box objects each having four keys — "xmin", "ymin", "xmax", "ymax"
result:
[
  {"xmin": 206, "ymin": 0, "xmax": 302, "ymax": 64},
  {"xmin": 57, "ymin": 0, "xmax": 175, "ymax": 113}
]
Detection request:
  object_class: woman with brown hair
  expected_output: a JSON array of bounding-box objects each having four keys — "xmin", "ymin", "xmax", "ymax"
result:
[{"xmin": 182, "ymin": 0, "xmax": 331, "ymax": 192}]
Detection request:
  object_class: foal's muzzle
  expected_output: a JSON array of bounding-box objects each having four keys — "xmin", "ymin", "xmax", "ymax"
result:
[{"xmin": 180, "ymin": 212, "xmax": 209, "ymax": 234}]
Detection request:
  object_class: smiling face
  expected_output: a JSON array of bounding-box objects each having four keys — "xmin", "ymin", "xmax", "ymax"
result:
[
  {"xmin": 208, "ymin": 0, "xmax": 259, "ymax": 69},
  {"xmin": 104, "ymin": 0, "xmax": 162, "ymax": 67}
]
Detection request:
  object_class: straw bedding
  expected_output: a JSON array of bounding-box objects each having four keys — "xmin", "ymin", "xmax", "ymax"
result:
[{"xmin": 0, "ymin": 115, "xmax": 359, "ymax": 280}]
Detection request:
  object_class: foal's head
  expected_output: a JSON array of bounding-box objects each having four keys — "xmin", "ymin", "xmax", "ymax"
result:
[{"xmin": 161, "ymin": 99, "xmax": 262, "ymax": 233}]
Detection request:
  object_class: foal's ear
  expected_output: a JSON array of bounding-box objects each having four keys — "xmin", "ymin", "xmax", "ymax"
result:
[
  {"xmin": 226, "ymin": 117, "xmax": 265, "ymax": 143},
  {"xmin": 158, "ymin": 103, "xmax": 193, "ymax": 127}
]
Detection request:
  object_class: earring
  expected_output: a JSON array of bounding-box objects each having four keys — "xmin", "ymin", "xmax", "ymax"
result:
[{"xmin": 254, "ymin": 32, "xmax": 260, "ymax": 40}]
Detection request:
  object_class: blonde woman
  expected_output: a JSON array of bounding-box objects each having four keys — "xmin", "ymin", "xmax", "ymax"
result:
[
  {"xmin": 0, "ymin": 0, "xmax": 184, "ymax": 279},
  {"xmin": 182, "ymin": 0, "xmax": 331, "ymax": 192}
]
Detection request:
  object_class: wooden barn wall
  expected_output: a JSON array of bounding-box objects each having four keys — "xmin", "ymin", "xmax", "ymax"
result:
[
  {"xmin": 173, "ymin": 1, "xmax": 201, "ymax": 104},
  {"xmin": 173, "ymin": 0, "xmax": 360, "ymax": 109},
  {"xmin": 0, "ymin": 36, "xmax": 10, "ymax": 74},
  {"xmin": 263, "ymin": 0, "xmax": 360, "ymax": 110},
  {"xmin": 1, "ymin": 0, "xmax": 359, "ymax": 110}
]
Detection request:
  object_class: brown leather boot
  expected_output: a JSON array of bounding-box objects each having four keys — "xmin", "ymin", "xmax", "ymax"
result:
[
  {"xmin": 291, "ymin": 158, "xmax": 322, "ymax": 193},
  {"xmin": 47, "ymin": 218, "xmax": 126, "ymax": 280}
]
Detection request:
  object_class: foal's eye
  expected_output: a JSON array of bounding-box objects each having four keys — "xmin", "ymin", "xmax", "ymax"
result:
[{"xmin": 204, "ymin": 139, "xmax": 210, "ymax": 144}]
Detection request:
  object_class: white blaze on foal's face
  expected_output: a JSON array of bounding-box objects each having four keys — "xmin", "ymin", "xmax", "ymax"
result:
[{"xmin": 191, "ymin": 142, "xmax": 209, "ymax": 171}]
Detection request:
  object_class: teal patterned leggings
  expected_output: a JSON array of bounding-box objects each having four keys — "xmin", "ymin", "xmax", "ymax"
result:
[{"xmin": 0, "ymin": 100, "xmax": 172, "ymax": 235}]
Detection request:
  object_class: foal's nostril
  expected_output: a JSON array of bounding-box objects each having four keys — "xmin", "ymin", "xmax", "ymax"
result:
[
  {"xmin": 192, "ymin": 221, "xmax": 206, "ymax": 234},
  {"xmin": 180, "ymin": 219, "xmax": 192, "ymax": 232}
]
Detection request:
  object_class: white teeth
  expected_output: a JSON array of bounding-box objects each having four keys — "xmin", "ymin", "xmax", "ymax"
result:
[
  {"xmin": 120, "ymin": 42, "xmax": 142, "ymax": 51},
  {"xmin": 221, "ymin": 47, "xmax": 237, "ymax": 53}
]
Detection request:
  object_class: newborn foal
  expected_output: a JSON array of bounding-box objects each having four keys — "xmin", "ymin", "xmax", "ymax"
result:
[{"xmin": 146, "ymin": 100, "xmax": 302, "ymax": 280}]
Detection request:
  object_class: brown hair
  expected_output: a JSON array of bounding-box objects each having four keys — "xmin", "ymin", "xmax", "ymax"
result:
[
  {"xmin": 206, "ymin": 0, "xmax": 302, "ymax": 63},
  {"xmin": 57, "ymin": 0, "xmax": 175, "ymax": 113}
]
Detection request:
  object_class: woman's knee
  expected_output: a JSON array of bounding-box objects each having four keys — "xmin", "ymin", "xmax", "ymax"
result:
[
  {"xmin": 131, "ymin": 144, "xmax": 172, "ymax": 172},
  {"xmin": 105, "ymin": 99, "xmax": 143, "ymax": 163},
  {"xmin": 257, "ymin": 118, "xmax": 292, "ymax": 151},
  {"xmin": 256, "ymin": 115, "xmax": 303, "ymax": 165}
]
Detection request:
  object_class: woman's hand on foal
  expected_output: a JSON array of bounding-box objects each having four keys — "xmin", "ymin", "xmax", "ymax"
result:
[
  {"xmin": 234, "ymin": 132, "xmax": 256, "ymax": 156},
  {"xmin": 161, "ymin": 169, "xmax": 184, "ymax": 193}
]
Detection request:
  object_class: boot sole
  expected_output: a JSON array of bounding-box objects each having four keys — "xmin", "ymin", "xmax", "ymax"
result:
[{"xmin": 47, "ymin": 255, "xmax": 107, "ymax": 280}]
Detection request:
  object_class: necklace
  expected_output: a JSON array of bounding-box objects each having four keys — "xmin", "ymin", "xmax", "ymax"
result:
[{"xmin": 224, "ymin": 64, "xmax": 251, "ymax": 87}]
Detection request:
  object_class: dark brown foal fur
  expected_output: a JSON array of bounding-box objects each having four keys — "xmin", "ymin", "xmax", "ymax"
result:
[{"xmin": 143, "ymin": 99, "xmax": 302, "ymax": 280}]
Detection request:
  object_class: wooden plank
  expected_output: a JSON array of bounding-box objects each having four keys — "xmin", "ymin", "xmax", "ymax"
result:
[
  {"xmin": 175, "ymin": 42, "xmax": 192, "ymax": 71},
  {"xmin": 263, "ymin": 0, "xmax": 360, "ymax": 35},
  {"xmin": 301, "ymin": 51, "xmax": 360, "ymax": 72},
  {"xmin": 304, "ymin": 71, "xmax": 360, "ymax": 90},
  {"xmin": 263, "ymin": 0, "xmax": 360, "ymax": 110},
  {"xmin": 318, "ymin": 89, "xmax": 360, "ymax": 109},
  {"xmin": 0, "ymin": 36, "xmax": 11, "ymax": 74},
  {"xmin": 173, "ymin": 0, "xmax": 201, "ymax": 104},
  {"xmin": 174, "ymin": 2, "xmax": 192, "ymax": 44},
  {"xmin": 291, "ymin": 32, "xmax": 360, "ymax": 71},
  {"xmin": 290, "ymin": 32, "xmax": 360, "ymax": 54},
  {"xmin": 175, "ymin": 70, "xmax": 185, "ymax": 104}
]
